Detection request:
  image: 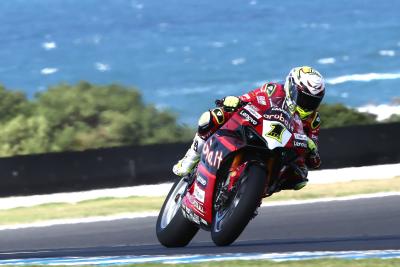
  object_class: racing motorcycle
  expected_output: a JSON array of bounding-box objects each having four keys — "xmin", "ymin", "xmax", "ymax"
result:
[{"xmin": 156, "ymin": 101, "xmax": 309, "ymax": 247}]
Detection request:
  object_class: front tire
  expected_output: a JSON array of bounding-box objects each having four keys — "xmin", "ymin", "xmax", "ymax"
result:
[
  {"xmin": 156, "ymin": 178, "xmax": 199, "ymax": 247},
  {"xmin": 211, "ymin": 164, "xmax": 266, "ymax": 246}
]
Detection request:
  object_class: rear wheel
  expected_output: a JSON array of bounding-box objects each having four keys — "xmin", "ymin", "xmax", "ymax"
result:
[
  {"xmin": 211, "ymin": 164, "xmax": 266, "ymax": 246},
  {"xmin": 156, "ymin": 178, "xmax": 199, "ymax": 247}
]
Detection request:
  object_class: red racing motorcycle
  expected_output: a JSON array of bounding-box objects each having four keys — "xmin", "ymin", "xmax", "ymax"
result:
[{"xmin": 156, "ymin": 102, "xmax": 308, "ymax": 246}]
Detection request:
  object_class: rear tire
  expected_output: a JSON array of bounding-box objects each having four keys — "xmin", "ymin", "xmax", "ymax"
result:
[
  {"xmin": 156, "ymin": 178, "xmax": 199, "ymax": 247},
  {"xmin": 211, "ymin": 164, "xmax": 266, "ymax": 246}
]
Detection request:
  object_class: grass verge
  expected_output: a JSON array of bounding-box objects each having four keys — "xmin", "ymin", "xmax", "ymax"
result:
[
  {"xmin": 266, "ymin": 176, "xmax": 400, "ymax": 202},
  {"xmin": 0, "ymin": 176, "xmax": 399, "ymax": 226}
]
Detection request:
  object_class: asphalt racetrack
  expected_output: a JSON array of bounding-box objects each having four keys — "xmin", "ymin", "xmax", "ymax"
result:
[{"xmin": 0, "ymin": 195, "xmax": 399, "ymax": 260}]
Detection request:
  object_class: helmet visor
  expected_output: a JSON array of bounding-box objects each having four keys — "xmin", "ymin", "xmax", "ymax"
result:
[
  {"xmin": 297, "ymin": 89, "xmax": 323, "ymax": 111},
  {"xmin": 288, "ymin": 78, "xmax": 299, "ymax": 103}
]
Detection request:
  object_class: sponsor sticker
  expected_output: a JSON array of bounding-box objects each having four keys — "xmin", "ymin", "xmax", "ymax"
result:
[
  {"xmin": 270, "ymin": 107, "xmax": 291, "ymax": 117},
  {"xmin": 294, "ymin": 133, "xmax": 308, "ymax": 141},
  {"xmin": 194, "ymin": 183, "xmax": 205, "ymax": 203},
  {"xmin": 263, "ymin": 112, "xmax": 294, "ymax": 132},
  {"xmin": 196, "ymin": 175, "xmax": 207, "ymax": 186},
  {"xmin": 266, "ymin": 123, "xmax": 285, "ymax": 143},
  {"xmin": 262, "ymin": 120, "xmax": 292, "ymax": 149},
  {"xmin": 202, "ymin": 139, "xmax": 224, "ymax": 169},
  {"xmin": 244, "ymin": 105, "xmax": 262, "ymax": 119},
  {"xmin": 193, "ymin": 200, "xmax": 205, "ymax": 213},
  {"xmin": 294, "ymin": 140, "xmax": 308, "ymax": 148},
  {"xmin": 239, "ymin": 110, "xmax": 259, "ymax": 126},
  {"xmin": 256, "ymin": 95, "xmax": 267, "ymax": 105}
]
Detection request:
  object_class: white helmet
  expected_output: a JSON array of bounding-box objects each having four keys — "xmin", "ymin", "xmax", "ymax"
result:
[{"xmin": 284, "ymin": 66, "xmax": 325, "ymax": 118}]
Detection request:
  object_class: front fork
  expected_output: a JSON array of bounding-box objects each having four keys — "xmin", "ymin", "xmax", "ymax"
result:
[
  {"xmin": 214, "ymin": 153, "xmax": 244, "ymax": 211},
  {"xmin": 215, "ymin": 152, "xmax": 274, "ymax": 210}
]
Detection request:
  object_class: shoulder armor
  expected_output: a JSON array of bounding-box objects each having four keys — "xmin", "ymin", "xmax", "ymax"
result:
[
  {"xmin": 311, "ymin": 112, "xmax": 321, "ymax": 129},
  {"xmin": 261, "ymin": 83, "xmax": 277, "ymax": 96},
  {"xmin": 211, "ymin": 108, "xmax": 225, "ymax": 125}
]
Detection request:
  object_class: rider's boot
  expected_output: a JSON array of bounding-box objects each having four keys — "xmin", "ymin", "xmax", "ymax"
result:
[
  {"xmin": 173, "ymin": 134, "xmax": 205, "ymax": 176},
  {"xmin": 279, "ymin": 164, "xmax": 309, "ymax": 191}
]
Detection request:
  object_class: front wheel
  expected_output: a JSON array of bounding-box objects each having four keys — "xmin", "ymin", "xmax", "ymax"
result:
[
  {"xmin": 156, "ymin": 178, "xmax": 199, "ymax": 247},
  {"xmin": 211, "ymin": 164, "xmax": 266, "ymax": 246}
]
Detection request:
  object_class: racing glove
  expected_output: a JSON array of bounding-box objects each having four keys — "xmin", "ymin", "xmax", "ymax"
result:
[
  {"xmin": 222, "ymin": 96, "xmax": 241, "ymax": 111},
  {"xmin": 306, "ymin": 137, "xmax": 321, "ymax": 169}
]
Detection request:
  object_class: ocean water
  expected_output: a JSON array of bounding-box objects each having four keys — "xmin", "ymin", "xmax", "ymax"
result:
[{"xmin": 0, "ymin": 0, "xmax": 399, "ymax": 124}]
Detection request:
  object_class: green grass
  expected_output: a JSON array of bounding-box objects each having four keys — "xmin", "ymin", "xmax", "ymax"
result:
[
  {"xmin": 0, "ymin": 196, "xmax": 165, "ymax": 225},
  {"xmin": 0, "ymin": 177, "xmax": 399, "ymax": 226},
  {"xmin": 266, "ymin": 176, "xmax": 400, "ymax": 202}
]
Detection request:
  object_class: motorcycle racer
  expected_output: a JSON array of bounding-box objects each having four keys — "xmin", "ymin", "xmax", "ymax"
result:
[{"xmin": 173, "ymin": 66, "xmax": 325, "ymax": 191}]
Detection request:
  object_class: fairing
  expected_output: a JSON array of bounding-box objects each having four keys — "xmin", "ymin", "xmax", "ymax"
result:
[{"xmin": 181, "ymin": 103, "xmax": 307, "ymax": 226}]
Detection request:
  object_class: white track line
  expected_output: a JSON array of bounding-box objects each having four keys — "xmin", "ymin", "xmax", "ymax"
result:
[
  {"xmin": 1, "ymin": 250, "xmax": 400, "ymax": 265},
  {"xmin": 0, "ymin": 163, "xmax": 399, "ymax": 210},
  {"xmin": 261, "ymin": 191, "xmax": 400, "ymax": 207}
]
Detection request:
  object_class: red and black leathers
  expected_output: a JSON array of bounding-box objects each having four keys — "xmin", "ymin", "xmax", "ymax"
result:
[{"xmin": 196, "ymin": 82, "xmax": 322, "ymax": 183}]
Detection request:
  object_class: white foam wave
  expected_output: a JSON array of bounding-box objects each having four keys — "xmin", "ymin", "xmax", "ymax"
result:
[
  {"xmin": 42, "ymin": 42, "xmax": 56, "ymax": 50},
  {"xmin": 135, "ymin": 3, "xmax": 144, "ymax": 9},
  {"xmin": 40, "ymin": 68, "xmax": 58, "ymax": 75},
  {"xmin": 317, "ymin": 57, "xmax": 336, "ymax": 64},
  {"xmin": 231, "ymin": 57, "xmax": 246, "ymax": 66},
  {"xmin": 301, "ymin": 23, "xmax": 330, "ymax": 29},
  {"xmin": 156, "ymin": 86, "xmax": 213, "ymax": 97},
  {"xmin": 94, "ymin": 62, "xmax": 110, "ymax": 72},
  {"xmin": 211, "ymin": 41, "xmax": 225, "ymax": 48},
  {"xmin": 157, "ymin": 71, "xmax": 400, "ymax": 98},
  {"xmin": 326, "ymin": 72, "xmax": 400, "ymax": 85},
  {"xmin": 357, "ymin": 104, "xmax": 400, "ymax": 121},
  {"xmin": 379, "ymin": 50, "xmax": 396, "ymax": 57}
]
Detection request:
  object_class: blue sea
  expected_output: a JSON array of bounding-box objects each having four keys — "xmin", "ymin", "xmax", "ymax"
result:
[{"xmin": 0, "ymin": 0, "xmax": 399, "ymax": 124}]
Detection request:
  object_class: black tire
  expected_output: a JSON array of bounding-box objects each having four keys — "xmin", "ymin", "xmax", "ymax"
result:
[
  {"xmin": 211, "ymin": 164, "xmax": 266, "ymax": 246},
  {"xmin": 156, "ymin": 178, "xmax": 199, "ymax": 247}
]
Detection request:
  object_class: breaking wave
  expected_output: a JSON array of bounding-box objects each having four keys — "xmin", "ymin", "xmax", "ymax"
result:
[
  {"xmin": 94, "ymin": 62, "xmax": 110, "ymax": 72},
  {"xmin": 157, "ymin": 71, "xmax": 400, "ymax": 98},
  {"xmin": 326, "ymin": 72, "xmax": 400, "ymax": 85},
  {"xmin": 357, "ymin": 104, "xmax": 400, "ymax": 121},
  {"xmin": 378, "ymin": 50, "xmax": 396, "ymax": 57},
  {"xmin": 317, "ymin": 57, "xmax": 336, "ymax": 64},
  {"xmin": 42, "ymin": 42, "xmax": 56, "ymax": 50},
  {"xmin": 40, "ymin": 68, "xmax": 58, "ymax": 75}
]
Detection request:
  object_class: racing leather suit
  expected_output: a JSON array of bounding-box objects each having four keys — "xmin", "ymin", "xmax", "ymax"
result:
[{"xmin": 195, "ymin": 82, "xmax": 322, "ymax": 189}]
